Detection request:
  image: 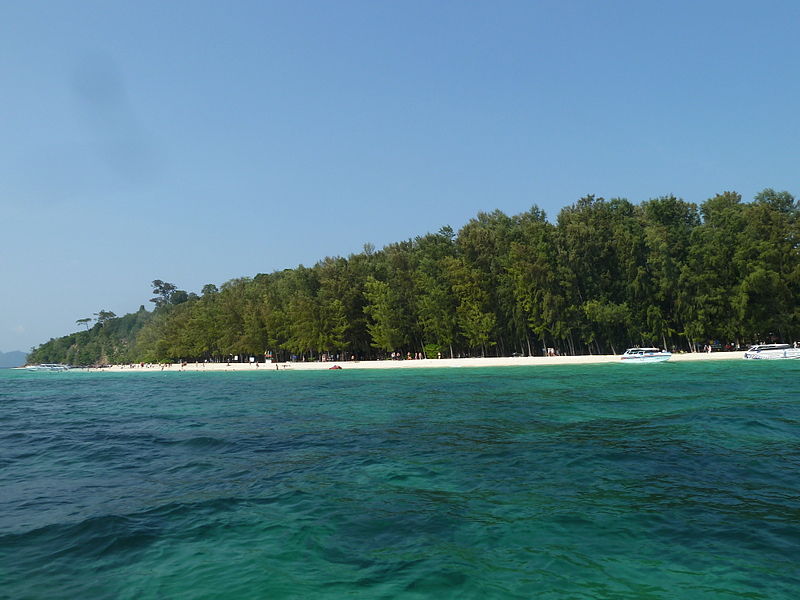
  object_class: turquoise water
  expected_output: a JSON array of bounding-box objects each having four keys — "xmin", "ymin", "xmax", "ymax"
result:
[{"xmin": 1, "ymin": 362, "xmax": 799, "ymax": 599}]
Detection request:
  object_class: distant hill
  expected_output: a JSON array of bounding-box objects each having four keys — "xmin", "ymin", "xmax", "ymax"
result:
[{"xmin": 0, "ymin": 351, "xmax": 26, "ymax": 368}]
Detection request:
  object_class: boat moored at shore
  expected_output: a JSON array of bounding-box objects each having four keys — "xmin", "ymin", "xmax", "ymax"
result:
[
  {"xmin": 743, "ymin": 344, "xmax": 800, "ymax": 360},
  {"xmin": 620, "ymin": 348, "xmax": 672, "ymax": 363},
  {"xmin": 25, "ymin": 363, "xmax": 71, "ymax": 372}
]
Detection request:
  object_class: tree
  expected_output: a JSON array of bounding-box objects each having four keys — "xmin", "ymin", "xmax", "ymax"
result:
[
  {"xmin": 363, "ymin": 277, "xmax": 408, "ymax": 352},
  {"xmin": 639, "ymin": 196, "xmax": 699, "ymax": 348},
  {"xmin": 555, "ymin": 196, "xmax": 644, "ymax": 353},
  {"xmin": 679, "ymin": 192, "xmax": 746, "ymax": 345},
  {"xmin": 150, "ymin": 280, "xmax": 178, "ymax": 307},
  {"xmin": 583, "ymin": 300, "xmax": 632, "ymax": 355},
  {"xmin": 733, "ymin": 189, "xmax": 798, "ymax": 340},
  {"xmin": 76, "ymin": 318, "xmax": 92, "ymax": 330},
  {"xmin": 170, "ymin": 290, "xmax": 190, "ymax": 305},
  {"xmin": 443, "ymin": 256, "xmax": 496, "ymax": 356},
  {"xmin": 413, "ymin": 228, "xmax": 458, "ymax": 357},
  {"xmin": 506, "ymin": 206, "xmax": 563, "ymax": 355},
  {"xmin": 94, "ymin": 310, "xmax": 117, "ymax": 326},
  {"xmin": 457, "ymin": 210, "xmax": 517, "ymax": 355},
  {"xmin": 28, "ymin": 189, "xmax": 800, "ymax": 364}
]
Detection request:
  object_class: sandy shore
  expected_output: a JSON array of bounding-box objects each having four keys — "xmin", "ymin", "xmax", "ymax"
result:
[{"xmin": 80, "ymin": 351, "xmax": 745, "ymax": 373}]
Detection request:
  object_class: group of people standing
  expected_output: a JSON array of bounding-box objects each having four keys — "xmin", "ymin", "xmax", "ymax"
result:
[{"xmin": 390, "ymin": 351, "xmax": 427, "ymax": 360}]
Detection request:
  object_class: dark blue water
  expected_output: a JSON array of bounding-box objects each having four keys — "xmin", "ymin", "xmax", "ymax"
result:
[{"xmin": 1, "ymin": 362, "xmax": 799, "ymax": 599}]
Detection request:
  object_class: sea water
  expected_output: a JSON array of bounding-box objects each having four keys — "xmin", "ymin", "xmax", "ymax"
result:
[{"xmin": 1, "ymin": 361, "xmax": 798, "ymax": 599}]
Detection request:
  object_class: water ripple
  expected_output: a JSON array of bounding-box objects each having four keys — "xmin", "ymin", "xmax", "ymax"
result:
[{"xmin": 2, "ymin": 363, "xmax": 799, "ymax": 598}]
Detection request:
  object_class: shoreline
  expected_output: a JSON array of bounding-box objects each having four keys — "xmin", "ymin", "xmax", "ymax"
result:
[{"xmin": 66, "ymin": 352, "xmax": 747, "ymax": 373}]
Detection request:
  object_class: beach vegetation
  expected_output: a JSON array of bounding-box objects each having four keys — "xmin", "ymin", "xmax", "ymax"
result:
[{"xmin": 27, "ymin": 188, "xmax": 800, "ymax": 365}]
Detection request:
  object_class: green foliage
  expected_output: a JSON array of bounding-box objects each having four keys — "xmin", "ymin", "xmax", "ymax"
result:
[
  {"xmin": 29, "ymin": 306, "xmax": 151, "ymax": 365},
  {"xmin": 443, "ymin": 255, "xmax": 496, "ymax": 355},
  {"xmin": 94, "ymin": 310, "xmax": 117, "ymax": 325},
  {"xmin": 28, "ymin": 188, "xmax": 800, "ymax": 364},
  {"xmin": 363, "ymin": 277, "xmax": 407, "ymax": 351}
]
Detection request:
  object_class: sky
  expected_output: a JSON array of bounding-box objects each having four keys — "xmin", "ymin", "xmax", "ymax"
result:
[{"xmin": 2, "ymin": 0, "xmax": 799, "ymax": 352}]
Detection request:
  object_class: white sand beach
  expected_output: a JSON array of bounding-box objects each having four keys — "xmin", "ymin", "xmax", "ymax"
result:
[{"xmin": 84, "ymin": 351, "xmax": 745, "ymax": 373}]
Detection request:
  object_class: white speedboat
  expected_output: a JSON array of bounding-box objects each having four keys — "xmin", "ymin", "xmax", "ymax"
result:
[
  {"xmin": 620, "ymin": 348, "xmax": 672, "ymax": 363},
  {"xmin": 25, "ymin": 363, "xmax": 71, "ymax": 372},
  {"xmin": 743, "ymin": 344, "xmax": 800, "ymax": 360}
]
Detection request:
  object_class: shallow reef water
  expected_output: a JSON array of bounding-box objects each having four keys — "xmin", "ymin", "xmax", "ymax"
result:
[{"xmin": 1, "ymin": 361, "xmax": 799, "ymax": 599}]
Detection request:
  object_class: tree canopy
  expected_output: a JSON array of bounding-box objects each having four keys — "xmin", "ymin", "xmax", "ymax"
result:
[{"xmin": 28, "ymin": 189, "xmax": 800, "ymax": 365}]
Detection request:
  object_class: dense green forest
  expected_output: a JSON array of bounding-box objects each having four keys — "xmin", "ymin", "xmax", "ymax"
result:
[{"xmin": 28, "ymin": 190, "xmax": 800, "ymax": 365}]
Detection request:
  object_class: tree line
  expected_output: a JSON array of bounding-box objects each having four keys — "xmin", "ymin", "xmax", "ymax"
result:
[{"xmin": 28, "ymin": 190, "xmax": 800, "ymax": 365}]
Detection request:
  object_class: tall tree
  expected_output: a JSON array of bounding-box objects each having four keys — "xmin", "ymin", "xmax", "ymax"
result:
[
  {"xmin": 443, "ymin": 256, "xmax": 496, "ymax": 356},
  {"xmin": 506, "ymin": 207, "xmax": 564, "ymax": 354},
  {"xmin": 94, "ymin": 310, "xmax": 117, "ymax": 326},
  {"xmin": 363, "ymin": 276, "xmax": 408, "ymax": 352},
  {"xmin": 679, "ymin": 192, "xmax": 746, "ymax": 346},
  {"xmin": 733, "ymin": 189, "xmax": 798, "ymax": 341},
  {"xmin": 639, "ymin": 195, "xmax": 699, "ymax": 348},
  {"xmin": 150, "ymin": 280, "xmax": 177, "ymax": 308}
]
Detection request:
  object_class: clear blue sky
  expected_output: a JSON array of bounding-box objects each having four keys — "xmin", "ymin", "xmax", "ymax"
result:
[{"xmin": 2, "ymin": 0, "xmax": 798, "ymax": 352}]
